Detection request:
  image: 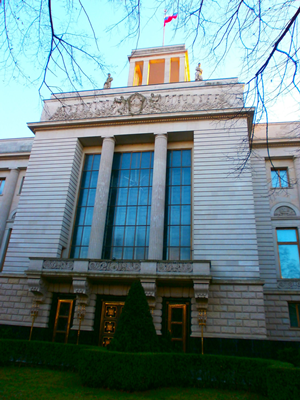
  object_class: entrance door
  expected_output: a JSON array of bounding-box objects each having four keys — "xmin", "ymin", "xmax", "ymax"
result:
[
  {"xmin": 167, "ymin": 303, "xmax": 187, "ymax": 352},
  {"xmin": 99, "ymin": 301, "xmax": 124, "ymax": 347},
  {"xmin": 52, "ymin": 299, "xmax": 74, "ymax": 343}
]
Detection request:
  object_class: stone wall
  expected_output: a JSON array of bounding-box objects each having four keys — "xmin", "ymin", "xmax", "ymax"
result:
[{"xmin": 264, "ymin": 292, "xmax": 300, "ymax": 340}]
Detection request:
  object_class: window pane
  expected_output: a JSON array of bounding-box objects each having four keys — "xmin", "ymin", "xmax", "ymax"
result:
[
  {"xmin": 181, "ymin": 226, "xmax": 190, "ymax": 246},
  {"xmin": 124, "ymin": 226, "xmax": 135, "ymax": 246},
  {"xmin": 117, "ymin": 188, "xmax": 128, "ymax": 205},
  {"xmin": 0, "ymin": 179, "xmax": 5, "ymax": 195},
  {"xmin": 123, "ymin": 247, "xmax": 133, "ymax": 259},
  {"xmin": 128, "ymin": 187, "xmax": 138, "ymax": 205},
  {"xmin": 112, "ymin": 247, "xmax": 122, "ymax": 259},
  {"xmin": 90, "ymin": 171, "xmax": 98, "ymax": 188},
  {"xmin": 134, "ymin": 247, "xmax": 145, "ymax": 259},
  {"xmin": 137, "ymin": 206, "xmax": 147, "ymax": 225},
  {"xmin": 182, "ymin": 150, "xmax": 191, "ymax": 166},
  {"xmin": 288, "ymin": 304, "xmax": 299, "ymax": 327},
  {"xmin": 180, "ymin": 247, "xmax": 190, "ymax": 260},
  {"xmin": 140, "ymin": 169, "xmax": 149, "ymax": 186},
  {"xmin": 171, "ymin": 168, "xmax": 181, "ymax": 185},
  {"xmin": 112, "ymin": 153, "xmax": 121, "ymax": 170},
  {"xmin": 141, "ymin": 152, "xmax": 150, "ymax": 168},
  {"xmin": 126, "ymin": 207, "xmax": 137, "ymax": 225},
  {"xmin": 280, "ymin": 170, "xmax": 288, "ymax": 187},
  {"xmin": 92, "ymin": 154, "xmax": 101, "ymax": 171},
  {"xmin": 271, "ymin": 170, "xmax": 279, "ymax": 187},
  {"xmin": 81, "ymin": 172, "xmax": 91, "ymax": 188},
  {"xmin": 121, "ymin": 153, "xmax": 131, "ymax": 169},
  {"xmin": 80, "ymin": 246, "xmax": 88, "ymax": 258},
  {"xmin": 279, "ymin": 245, "xmax": 300, "ymax": 278},
  {"xmin": 120, "ymin": 170, "xmax": 130, "ymax": 187},
  {"xmin": 87, "ymin": 189, "xmax": 96, "ymax": 206},
  {"xmin": 277, "ymin": 229, "xmax": 297, "ymax": 242},
  {"xmin": 172, "ymin": 151, "xmax": 181, "ymax": 167},
  {"xmin": 75, "ymin": 208, "xmax": 85, "ymax": 226},
  {"xmin": 171, "ymin": 186, "xmax": 180, "ymax": 204},
  {"xmin": 138, "ymin": 188, "xmax": 148, "ymax": 205},
  {"xmin": 84, "ymin": 207, "xmax": 94, "ymax": 225},
  {"xmin": 113, "ymin": 227, "xmax": 124, "ymax": 246},
  {"xmin": 182, "ymin": 186, "xmax": 191, "ymax": 204},
  {"xmin": 84, "ymin": 155, "xmax": 93, "ymax": 170},
  {"xmin": 135, "ymin": 226, "xmax": 146, "ymax": 246},
  {"xmin": 115, "ymin": 207, "xmax": 126, "ymax": 225},
  {"xmin": 130, "ymin": 169, "xmax": 139, "ymax": 186},
  {"xmin": 170, "ymin": 226, "xmax": 180, "ymax": 246},
  {"xmin": 181, "ymin": 205, "xmax": 191, "ymax": 225},
  {"xmin": 131, "ymin": 153, "xmax": 140, "ymax": 169},
  {"xmin": 182, "ymin": 168, "xmax": 191, "ymax": 185},
  {"xmin": 82, "ymin": 226, "xmax": 91, "ymax": 246},
  {"xmin": 170, "ymin": 206, "xmax": 180, "ymax": 225}
]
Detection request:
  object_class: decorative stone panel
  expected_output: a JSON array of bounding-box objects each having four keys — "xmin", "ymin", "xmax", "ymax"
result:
[
  {"xmin": 88, "ymin": 261, "xmax": 141, "ymax": 272},
  {"xmin": 277, "ymin": 279, "xmax": 300, "ymax": 289},
  {"xmin": 42, "ymin": 260, "xmax": 74, "ymax": 271},
  {"xmin": 157, "ymin": 262, "xmax": 193, "ymax": 273}
]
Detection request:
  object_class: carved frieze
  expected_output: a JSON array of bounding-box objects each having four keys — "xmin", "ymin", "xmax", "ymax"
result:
[
  {"xmin": 88, "ymin": 261, "xmax": 141, "ymax": 272},
  {"xmin": 277, "ymin": 280, "xmax": 300, "ymax": 289},
  {"xmin": 274, "ymin": 206, "xmax": 296, "ymax": 217},
  {"xmin": 157, "ymin": 262, "xmax": 193, "ymax": 273},
  {"xmin": 42, "ymin": 260, "xmax": 74, "ymax": 271},
  {"xmin": 48, "ymin": 91, "xmax": 243, "ymax": 121}
]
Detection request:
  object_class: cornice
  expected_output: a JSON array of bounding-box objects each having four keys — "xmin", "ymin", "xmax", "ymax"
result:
[{"xmin": 252, "ymin": 139, "xmax": 300, "ymax": 148}]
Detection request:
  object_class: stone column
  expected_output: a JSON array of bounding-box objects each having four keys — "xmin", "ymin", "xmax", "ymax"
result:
[
  {"xmin": 148, "ymin": 134, "xmax": 168, "ymax": 260},
  {"xmin": 142, "ymin": 61, "xmax": 149, "ymax": 85},
  {"xmin": 88, "ymin": 137, "xmax": 115, "ymax": 259},
  {"xmin": 179, "ymin": 56, "xmax": 185, "ymax": 82},
  {"xmin": 127, "ymin": 62, "xmax": 135, "ymax": 87},
  {"xmin": 0, "ymin": 168, "xmax": 19, "ymax": 246},
  {"xmin": 164, "ymin": 58, "xmax": 170, "ymax": 83}
]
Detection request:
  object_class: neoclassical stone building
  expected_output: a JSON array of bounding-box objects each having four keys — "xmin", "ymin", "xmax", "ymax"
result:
[{"xmin": 0, "ymin": 45, "xmax": 300, "ymax": 353}]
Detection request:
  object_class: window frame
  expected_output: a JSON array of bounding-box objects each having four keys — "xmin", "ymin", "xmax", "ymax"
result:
[
  {"xmin": 271, "ymin": 167, "xmax": 289, "ymax": 188},
  {"xmin": 288, "ymin": 303, "xmax": 300, "ymax": 329},
  {"xmin": 276, "ymin": 227, "xmax": 300, "ymax": 279}
]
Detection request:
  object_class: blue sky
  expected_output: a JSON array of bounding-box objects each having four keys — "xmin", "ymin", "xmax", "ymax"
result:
[{"xmin": 0, "ymin": 1, "xmax": 299, "ymax": 139}]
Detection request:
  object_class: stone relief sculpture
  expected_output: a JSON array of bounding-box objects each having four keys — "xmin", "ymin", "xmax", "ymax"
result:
[
  {"xmin": 157, "ymin": 262, "xmax": 193, "ymax": 273},
  {"xmin": 195, "ymin": 63, "xmax": 203, "ymax": 81},
  {"xmin": 42, "ymin": 260, "xmax": 74, "ymax": 270},
  {"xmin": 49, "ymin": 90, "xmax": 243, "ymax": 121},
  {"xmin": 103, "ymin": 73, "xmax": 113, "ymax": 89},
  {"xmin": 89, "ymin": 261, "xmax": 141, "ymax": 272},
  {"xmin": 274, "ymin": 206, "xmax": 296, "ymax": 217}
]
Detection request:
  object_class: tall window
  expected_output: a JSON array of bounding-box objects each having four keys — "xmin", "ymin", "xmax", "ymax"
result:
[
  {"xmin": 164, "ymin": 149, "xmax": 191, "ymax": 260},
  {"xmin": 70, "ymin": 154, "xmax": 100, "ymax": 258},
  {"xmin": 103, "ymin": 152, "xmax": 153, "ymax": 260},
  {"xmin": 277, "ymin": 228, "xmax": 300, "ymax": 278},
  {"xmin": 0, "ymin": 178, "xmax": 5, "ymax": 195},
  {"xmin": 271, "ymin": 168, "xmax": 289, "ymax": 188}
]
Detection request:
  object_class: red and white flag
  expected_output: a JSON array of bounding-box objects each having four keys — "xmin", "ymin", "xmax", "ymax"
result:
[{"xmin": 164, "ymin": 13, "xmax": 178, "ymax": 27}]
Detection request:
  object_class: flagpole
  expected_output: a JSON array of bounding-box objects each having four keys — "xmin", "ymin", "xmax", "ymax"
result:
[{"xmin": 162, "ymin": 9, "xmax": 167, "ymax": 46}]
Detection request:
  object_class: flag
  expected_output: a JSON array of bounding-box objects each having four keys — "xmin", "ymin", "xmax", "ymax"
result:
[{"xmin": 164, "ymin": 13, "xmax": 178, "ymax": 27}]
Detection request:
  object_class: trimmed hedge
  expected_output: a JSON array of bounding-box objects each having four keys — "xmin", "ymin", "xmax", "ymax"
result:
[
  {"xmin": 267, "ymin": 365, "xmax": 300, "ymax": 400},
  {"xmin": 78, "ymin": 348, "xmax": 291, "ymax": 393},
  {"xmin": 0, "ymin": 339, "xmax": 85, "ymax": 370}
]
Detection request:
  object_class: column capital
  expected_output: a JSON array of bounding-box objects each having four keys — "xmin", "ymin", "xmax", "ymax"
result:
[
  {"xmin": 8, "ymin": 167, "xmax": 20, "ymax": 172},
  {"xmin": 154, "ymin": 133, "xmax": 168, "ymax": 141},
  {"xmin": 101, "ymin": 136, "xmax": 115, "ymax": 143}
]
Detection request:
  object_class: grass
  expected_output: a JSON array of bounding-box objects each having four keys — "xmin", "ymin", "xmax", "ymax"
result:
[{"xmin": 0, "ymin": 367, "xmax": 269, "ymax": 400}]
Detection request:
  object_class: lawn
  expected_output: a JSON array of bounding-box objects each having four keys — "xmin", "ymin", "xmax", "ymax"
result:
[{"xmin": 0, "ymin": 367, "xmax": 269, "ymax": 400}]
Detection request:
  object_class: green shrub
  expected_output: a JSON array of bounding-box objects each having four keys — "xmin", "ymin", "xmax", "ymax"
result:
[
  {"xmin": 108, "ymin": 281, "xmax": 159, "ymax": 352},
  {"xmin": 0, "ymin": 339, "xmax": 83, "ymax": 370},
  {"xmin": 267, "ymin": 365, "xmax": 300, "ymax": 400},
  {"xmin": 79, "ymin": 348, "xmax": 291, "ymax": 393},
  {"xmin": 277, "ymin": 347, "xmax": 300, "ymax": 367}
]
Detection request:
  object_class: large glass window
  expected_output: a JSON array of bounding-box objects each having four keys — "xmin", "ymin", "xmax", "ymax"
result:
[
  {"xmin": 70, "ymin": 154, "xmax": 100, "ymax": 258},
  {"xmin": 164, "ymin": 150, "xmax": 191, "ymax": 260},
  {"xmin": 277, "ymin": 228, "xmax": 300, "ymax": 278},
  {"xmin": 103, "ymin": 152, "xmax": 153, "ymax": 260}
]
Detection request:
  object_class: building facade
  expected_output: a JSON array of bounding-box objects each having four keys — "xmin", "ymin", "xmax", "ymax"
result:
[{"xmin": 0, "ymin": 45, "xmax": 300, "ymax": 353}]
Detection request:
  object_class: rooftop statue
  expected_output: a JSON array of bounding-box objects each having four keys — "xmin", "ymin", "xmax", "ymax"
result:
[
  {"xmin": 195, "ymin": 63, "xmax": 203, "ymax": 81},
  {"xmin": 103, "ymin": 73, "xmax": 113, "ymax": 89}
]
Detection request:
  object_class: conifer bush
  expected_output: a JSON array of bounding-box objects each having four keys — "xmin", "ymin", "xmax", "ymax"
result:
[{"xmin": 108, "ymin": 280, "xmax": 159, "ymax": 352}]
